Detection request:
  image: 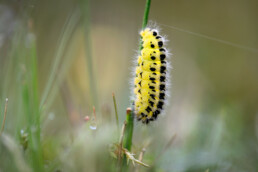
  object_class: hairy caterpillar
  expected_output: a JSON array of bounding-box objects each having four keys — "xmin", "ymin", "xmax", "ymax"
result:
[{"xmin": 133, "ymin": 27, "xmax": 169, "ymax": 124}]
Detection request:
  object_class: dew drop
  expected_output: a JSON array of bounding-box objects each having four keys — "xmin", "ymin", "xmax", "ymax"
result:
[{"xmin": 89, "ymin": 124, "xmax": 97, "ymax": 130}]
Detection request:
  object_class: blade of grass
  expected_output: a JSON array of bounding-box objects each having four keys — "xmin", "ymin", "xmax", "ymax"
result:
[
  {"xmin": 80, "ymin": 0, "xmax": 99, "ymax": 110},
  {"xmin": 40, "ymin": 10, "xmax": 80, "ymax": 109},
  {"xmin": 118, "ymin": 121, "xmax": 127, "ymax": 171},
  {"xmin": 122, "ymin": 0, "xmax": 152, "ymax": 170},
  {"xmin": 0, "ymin": 98, "xmax": 8, "ymax": 136},
  {"xmin": 21, "ymin": 33, "xmax": 44, "ymax": 171},
  {"xmin": 41, "ymin": 10, "xmax": 80, "ymax": 112},
  {"xmin": 112, "ymin": 93, "xmax": 119, "ymax": 131},
  {"xmin": 142, "ymin": 0, "xmax": 152, "ymax": 29},
  {"xmin": 29, "ymin": 33, "xmax": 44, "ymax": 171},
  {"xmin": 123, "ymin": 108, "xmax": 134, "ymax": 151}
]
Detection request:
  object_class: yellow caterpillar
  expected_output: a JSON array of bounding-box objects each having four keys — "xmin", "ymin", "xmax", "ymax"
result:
[{"xmin": 134, "ymin": 28, "xmax": 168, "ymax": 124}]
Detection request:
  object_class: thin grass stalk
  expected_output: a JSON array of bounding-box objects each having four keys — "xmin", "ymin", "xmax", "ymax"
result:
[
  {"xmin": 42, "ymin": 10, "xmax": 80, "ymax": 112},
  {"xmin": 0, "ymin": 98, "xmax": 8, "ymax": 135},
  {"xmin": 29, "ymin": 36, "xmax": 44, "ymax": 171},
  {"xmin": 118, "ymin": 121, "xmax": 127, "ymax": 171},
  {"xmin": 80, "ymin": 0, "xmax": 99, "ymax": 110},
  {"xmin": 112, "ymin": 93, "xmax": 119, "ymax": 131},
  {"xmin": 123, "ymin": 108, "xmax": 134, "ymax": 152},
  {"xmin": 21, "ymin": 33, "xmax": 44, "ymax": 171},
  {"xmin": 40, "ymin": 11, "xmax": 79, "ymax": 109},
  {"xmin": 142, "ymin": 0, "xmax": 152, "ymax": 29},
  {"xmin": 122, "ymin": 1, "xmax": 152, "ymax": 170}
]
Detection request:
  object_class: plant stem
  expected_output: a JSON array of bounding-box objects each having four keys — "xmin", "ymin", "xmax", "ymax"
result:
[
  {"xmin": 29, "ymin": 36, "xmax": 44, "ymax": 171},
  {"xmin": 123, "ymin": 108, "xmax": 134, "ymax": 151},
  {"xmin": 140, "ymin": 0, "xmax": 152, "ymax": 51},
  {"xmin": 0, "ymin": 98, "xmax": 8, "ymax": 136},
  {"xmin": 40, "ymin": 11, "xmax": 79, "ymax": 109},
  {"xmin": 123, "ymin": 0, "xmax": 152, "ymax": 150},
  {"xmin": 122, "ymin": 108, "xmax": 134, "ymax": 171},
  {"xmin": 142, "ymin": 0, "xmax": 152, "ymax": 29},
  {"xmin": 122, "ymin": 0, "xmax": 152, "ymax": 170},
  {"xmin": 118, "ymin": 122, "xmax": 126, "ymax": 171},
  {"xmin": 81, "ymin": 0, "xmax": 99, "ymax": 110},
  {"xmin": 112, "ymin": 93, "xmax": 119, "ymax": 131}
]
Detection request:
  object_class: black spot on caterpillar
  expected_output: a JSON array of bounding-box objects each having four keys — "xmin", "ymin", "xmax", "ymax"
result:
[
  {"xmin": 150, "ymin": 94, "xmax": 155, "ymax": 99},
  {"xmin": 160, "ymin": 84, "xmax": 165, "ymax": 91},
  {"xmin": 160, "ymin": 48, "xmax": 166, "ymax": 52},
  {"xmin": 149, "ymin": 100, "xmax": 154, "ymax": 107},
  {"xmin": 160, "ymin": 76, "xmax": 166, "ymax": 82},
  {"xmin": 158, "ymin": 41, "xmax": 163, "ymax": 47},
  {"xmin": 149, "ymin": 86, "xmax": 155, "ymax": 89},
  {"xmin": 157, "ymin": 101, "xmax": 164, "ymax": 109},
  {"xmin": 159, "ymin": 93, "xmax": 165, "ymax": 100},
  {"xmin": 145, "ymin": 106, "xmax": 152, "ymax": 113},
  {"xmin": 160, "ymin": 66, "xmax": 166, "ymax": 73},
  {"xmin": 152, "ymin": 110, "xmax": 160, "ymax": 119},
  {"xmin": 150, "ymin": 67, "xmax": 156, "ymax": 71},
  {"xmin": 160, "ymin": 54, "xmax": 166, "ymax": 60}
]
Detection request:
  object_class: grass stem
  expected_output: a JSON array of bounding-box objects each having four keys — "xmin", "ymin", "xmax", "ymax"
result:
[
  {"xmin": 118, "ymin": 121, "xmax": 127, "ymax": 171},
  {"xmin": 40, "ymin": 11, "xmax": 79, "ymax": 109},
  {"xmin": 112, "ymin": 93, "xmax": 119, "ymax": 131},
  {"xmin": 0, "ymin": 98, "xmax": 8, "ymax": 136},
  {"xmin": 80, "ymin": 0, "xmax": 99, "ymax": 110},
  {"xmin": 122, "ymin": 0, "xmax": 152, "ymax": 169},
  {"xmin": 123, "ymin": 108, "xmax": 134, "ymax": 151},
  {"xmin": 142, "ymin": 0, "xmax": 152, "ymax": 29}
]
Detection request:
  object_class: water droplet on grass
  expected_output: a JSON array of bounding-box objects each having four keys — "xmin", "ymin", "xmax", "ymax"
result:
[{"xmin": 89, "ymin": 123, "xmax": 97, "ymax": 130}]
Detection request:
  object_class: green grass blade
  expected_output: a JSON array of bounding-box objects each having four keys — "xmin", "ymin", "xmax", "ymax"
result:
[
  {"xmin": 40, "ymin": 10, "xmax": 80, "ymax": 109},
  {"xmin": 122, "ymin": 0, "xmax": 152, "ymax": 170},
  {"xmin": 80, "ymin": 0, "xmax": 99, "ymax": 109}
]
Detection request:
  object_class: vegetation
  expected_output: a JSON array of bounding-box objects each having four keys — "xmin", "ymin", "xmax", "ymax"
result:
[{"xmin": 0, "ymin": 0, "xmax": 257, "ymax": 171}]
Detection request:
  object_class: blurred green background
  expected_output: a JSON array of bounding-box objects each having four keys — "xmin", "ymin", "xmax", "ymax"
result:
[{"xmin": 0, "ymin": 0, "xmax": 257, "ymax": 171}]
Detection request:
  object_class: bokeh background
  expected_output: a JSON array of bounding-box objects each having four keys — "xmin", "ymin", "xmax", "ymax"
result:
[{"xmin": 0, "ymin": 0, "xmax": 257, "ymax": 171}]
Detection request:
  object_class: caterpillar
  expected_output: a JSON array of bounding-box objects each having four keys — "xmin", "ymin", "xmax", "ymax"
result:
[{"xmin": 133, "ymin": 27, "xmax": 169, "ymax": 124}]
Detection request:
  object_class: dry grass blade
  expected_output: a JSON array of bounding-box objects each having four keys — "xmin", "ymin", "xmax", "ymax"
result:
[
  {"xmin": 123, "ymin": 148, "xmax": 150, "ymax": 168},
  {"xmin": 119, "ymin": 122, "xmax": 127, "ymax": 146},
  {"xmin": 112, "ymin": 92, "xmax": 119, "ymax": 131},
  {"xmin": 0, "ymin": 98, "xmax": 8, "ymax": 135},
  {"xmin": 135, "ymin": 148, "xmax": 146, "ymax": 172},
  {"xmin": 138, "ymin": 148, "xmax": 146, "ymax": 162},
  {"xmin": 118, "ymin": 122, "xmax": 127, "ymax": 170}
]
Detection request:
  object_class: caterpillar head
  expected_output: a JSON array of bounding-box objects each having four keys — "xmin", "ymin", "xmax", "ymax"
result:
[
  {"xmin": 141, "ymin": 28, "xmax": 163, "ymax": 49},
  {"xmin": 140, "ymin": 28, "xmax": 152, "ymax": 38}
]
